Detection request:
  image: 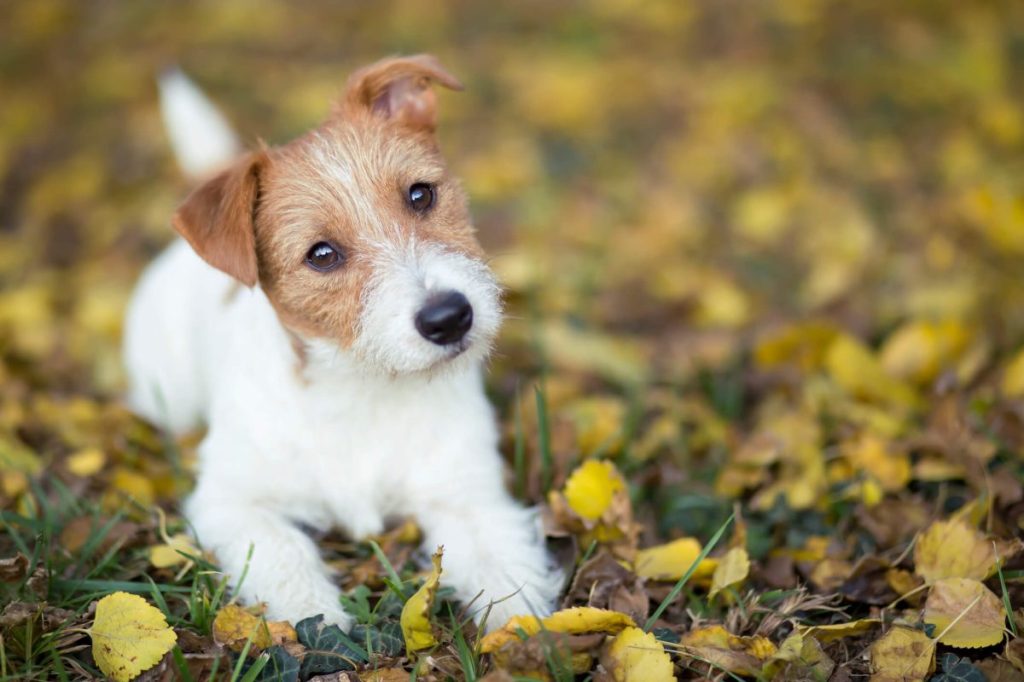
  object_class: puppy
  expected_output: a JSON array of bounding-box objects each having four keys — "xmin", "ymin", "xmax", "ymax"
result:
[{"xmin": 124, "ymin": 55, "xmax": 561, "ymax": 630}]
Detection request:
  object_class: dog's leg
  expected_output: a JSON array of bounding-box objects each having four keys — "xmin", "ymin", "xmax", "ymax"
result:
[
  {"xmin": 185, "ymin": 492, "xmax": 352, "ymax": 630},
  {"xmin": 416, "ymin": 484, "xmax": 562, "ymax": 630}
]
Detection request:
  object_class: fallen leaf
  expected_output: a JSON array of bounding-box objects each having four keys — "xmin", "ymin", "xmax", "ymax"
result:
[
  {"xmin": 603, "ymin": 626, "xmax": 675, "ymax": 681},
  {"xmin": 825, "ymin": 334, "xmax": 918, "ymax": 408},
  {"xmin": 923, "ymin": 577, "xmax": 1006, "ymax": 648},
  {"xmin": 148, "ymin": 533, "xmax": 199, "ymax": 569},
  {"xmin": 66, "ymin": 446, "xmax": 106, "ymax": 477},
  {"xmin": 563, "ymin": 459, "xmax": 625, "ymax": 521},
  {"xmin": 799, "ymin": 618, "xmax": 881, "ymax": 643},
  {"xmin": 212, "ymin": 604, "xmax": 272, "ymax": 652},
  {"xmin": 841, "ymin": 433, "xmax": 910, "ymax": 492},
  {"xmin": 89, "ymin": 592, "xmax": 177, "ymax": 682},
  {"xmin": 709, "ymin": 546, "xmax": 749, "ymax": 600},
  {"xmin": 1002, "ymin": 348, "xmax": 1024, "ymax": 398},
  {"xmin": 869, "ymin": 626, "xmax": 936, "ymax": 682},
  {"xmin": 401, "ymin": 546, "xmax": 442, "ymax": 652},
  {"xmin": 914, "ymin": 519, "xmax": 997, "ymax": 583},
  {"xmin": 761, "ymin": 633, "xmax": 835, "ymax": 681},
  {"xmin": 0, "ymin": 552, "xmax": 28, "ymax": 582},
  {"xmin": 634, "ymin": 538, "xmax": 718, "ymax": 581},
  {"xmin": 481, "ymin": 606, "xmax": 635, "ymax": 653},
  {"xmin": 679, "ymin": 624, "xmax": 777, "ymax": 676}
]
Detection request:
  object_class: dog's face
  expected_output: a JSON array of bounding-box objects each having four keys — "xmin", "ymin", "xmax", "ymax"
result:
[{"xmin": 172, "ymin": 56, "xmax": 501, "ymax": 375}]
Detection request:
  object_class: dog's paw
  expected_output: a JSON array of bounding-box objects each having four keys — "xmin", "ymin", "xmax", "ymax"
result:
[
  {"xmin": 264, "ymin": 594, "xmax": 353, "ymax": 632},
  {"xmin": 478, "ymin": 565, "xmax": 565, "ymax": 632}
]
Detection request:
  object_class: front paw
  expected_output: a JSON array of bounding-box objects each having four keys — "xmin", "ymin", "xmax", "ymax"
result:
[
  {"xmin": 479, "ymin": 566, "xmax": 564, "ymax": 632},
  {"xmin": 263, "ymin": 592, "xmax": 353, "ymax": 631}
]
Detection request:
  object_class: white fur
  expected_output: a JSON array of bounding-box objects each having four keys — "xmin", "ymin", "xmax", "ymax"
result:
[{"xmin": 124, "ymin": 72, "xmax": 561, "ymax": 631}]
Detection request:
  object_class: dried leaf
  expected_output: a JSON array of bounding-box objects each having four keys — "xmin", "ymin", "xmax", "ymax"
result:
[
  {"xmin": 212, "ymin": 604, "xmax": 272, "ymax": 652},
  {"xmin": 869, "ymin": 626, "xmax": 936, "ymax": 682},
  {"xmin": 709, "ymin": 546, "xmax": 749, "ymax": 600},
  {"xmin": 400, "ymin": 546, "xmax": 442, "ymax": 652},
  {"xmin": 679, "ymin": 625, "xmax": 777, "ymax": 676},
  {"xmin": 914, "ymin": 519, "xmax": 997, "ymax": 583},
  {"xmin": 481, "ymin": 606, "xmax": 635, "ymax": 654},
  {"xmin": 923, "ymin": 577, "xmax": 1006, "ymax": 648}
]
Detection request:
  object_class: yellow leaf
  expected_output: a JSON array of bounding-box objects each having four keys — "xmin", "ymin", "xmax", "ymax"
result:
[
  {"xmin": 709, "ymin": 547, "xmax": 749, "ymax": 600},
  {"xmin": 212, "ymin": 604, "xmax": 272, "ymax": 652},
  {"xmin": 563, "ymin": 460, "xmax": 625, "ymax": 521},
  {"xmin": 679, "ymin": 625, "xmax": 777, "ymax": 676},
  {"xmin": 694, "ymin": 277, "xmax": 750, "ymax": 328},
  {"xmin": 634, "ymin": 538, "xmax": 718, "ymax": 581},
  {"xmin": 0, "ymin": 434, "xmax": 42, "ymax": 475},
  {"xmin": 480, "ymin": 606, "xmax": 635, "ymax": 654},
  {"xmin": 67, "ymin": 447, "xmax": 106, "ymax": 477},
  {"xmin": 1003, "ymin": 348, "xmax": 1024, "ymax": 398},
  {"xmin": 148, "ymin": 533, "xmax": 198, "ymax": 569},
  {"xmin": 869, "ymin": 626, "xmax": 935, "ymax": 682},
  {"xmin": 753, "ymin": 320, "xmax": 840, "ymax": 372},
  {"xmin": 841, "ymin": 433, "xmax": 910, "ymax": 493},
  {"xmin": 800, "ymin": 618, "xmax": 881, "ymax": 644},
  {"xmin": 880, "ymin": 319, "xmax": 970, "ymax": 385},
  {"xmin": 605, "ymin": 626, "xmax": 675, "ymax": 681},
  {"xmin": 89, "ymin": 592, "xmax": 177, "ymax": 682},
  {"xmin": 914, "ymin": 518, "xmax": 996, "ymax": 583},
  {"xmin": 542, "ymin": 606, "xmax": 635, "ymax": 635},
  {"xmin": 923, "ymin": 577, "xmax": 1006, "ymax": 648},
  {"xmin": 825, "ymin": 334, "xmax": 918, "ymax": 407},
  {"xmin": 110, "ymin": 468, "xmax": 156, "ymax": 507},
  {"xmin": 401, "ymin": 546, "xmax": 442, "ymax": 652}
]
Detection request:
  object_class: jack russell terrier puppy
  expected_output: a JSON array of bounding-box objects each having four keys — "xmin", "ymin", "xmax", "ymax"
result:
[{"xmin": 123, "ymin": 55, "xmax": 561, "ymax": 631}]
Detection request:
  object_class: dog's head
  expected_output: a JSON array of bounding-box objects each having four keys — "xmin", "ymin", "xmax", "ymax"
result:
[{"xmin": 172, "ymin": 55, "xmax": 501, "ymax": 375}]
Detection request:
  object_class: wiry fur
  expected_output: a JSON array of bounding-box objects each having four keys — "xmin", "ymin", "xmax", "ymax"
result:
[{"xmin": 124, "ymin": 56, "xmax": 561, "ymax": 630}]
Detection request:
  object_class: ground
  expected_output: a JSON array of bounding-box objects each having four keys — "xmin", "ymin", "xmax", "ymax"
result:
[{"xmin": 1, "ymin": 1, "xmax": 1023, "ymax": 680}]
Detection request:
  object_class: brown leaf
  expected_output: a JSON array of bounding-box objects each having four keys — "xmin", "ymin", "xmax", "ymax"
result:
[{"xmin": 0, "ymin": 553, "xmax": 28, "ymax": 582}]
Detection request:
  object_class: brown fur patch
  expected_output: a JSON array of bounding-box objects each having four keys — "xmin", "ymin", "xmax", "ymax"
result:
[{"xmin": 173, "ymin": 152, "xmax": 265, "ymax": 287}]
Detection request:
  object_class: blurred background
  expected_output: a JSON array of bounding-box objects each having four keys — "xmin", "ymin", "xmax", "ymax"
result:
[{"xmin": 2, "ymin": 0, "xmax": 1024, "ymax": 527}]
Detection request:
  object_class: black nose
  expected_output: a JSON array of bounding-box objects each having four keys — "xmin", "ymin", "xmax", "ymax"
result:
[{"xmin": 415, "ymin": 291, "xmax": 473, "ymax": 345}]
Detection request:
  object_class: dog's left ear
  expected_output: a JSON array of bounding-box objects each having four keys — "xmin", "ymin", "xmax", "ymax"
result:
[
  {"xmin": 172, "ymin": 151, "xmax": 265, "ymax": 287},
  {"xmin": 337, "ymin": 54, "xmax": 463, "ymax": 132}
]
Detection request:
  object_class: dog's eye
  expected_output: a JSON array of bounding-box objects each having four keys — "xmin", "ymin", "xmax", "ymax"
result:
[
  {"xmin": 408, "ymin": 183, "xmax": 435, "ymax": 212},
  {"xmin": 305, "ymin": 241, "xmax": 343, "ymax": 272}
]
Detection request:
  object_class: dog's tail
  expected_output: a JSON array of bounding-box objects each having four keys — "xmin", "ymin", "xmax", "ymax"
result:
[{"xmin": 158, "ymin": 68, "xmax": 241, "ymax": 179}]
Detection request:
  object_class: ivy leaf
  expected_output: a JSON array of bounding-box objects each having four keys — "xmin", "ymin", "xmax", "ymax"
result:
[
  {"xmin": 243, "ymin": 645, "xmax": 300, "ymax": 682},
  {"xmin": 352, "ymin": 621, "xmax": 404, "ymax": 658},
  {"xmin": 295, "ymin": 614, "xmax": 368, "ymax": 678},
  {"xmin": 932, "ymin": 653, "xmax": 987, "ymax": 682}
]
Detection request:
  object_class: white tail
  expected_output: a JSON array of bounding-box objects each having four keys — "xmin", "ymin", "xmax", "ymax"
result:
[{"xmin": 158, "ymin": 68, "xmax": 241, "ymax": 179}]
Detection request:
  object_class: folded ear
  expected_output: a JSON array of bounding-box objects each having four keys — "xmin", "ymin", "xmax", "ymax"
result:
[
  {"xmin": 337, "ymin": 54, "xmax": 463, "ymax": 132},
  {"xmin": 172, "ymin": 151, "xmax": 265, "ymax": 287}
]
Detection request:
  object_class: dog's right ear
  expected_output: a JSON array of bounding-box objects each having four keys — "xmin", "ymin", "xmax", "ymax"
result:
[{"xmin": 172, "ymin": 151, "xmax": 265, "ymax": 287}]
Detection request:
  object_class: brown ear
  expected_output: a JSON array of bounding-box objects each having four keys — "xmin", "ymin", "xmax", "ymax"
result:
[
  {"xmin": 338, "ymin": 54, "xmax": 463, "ymax": 131},
  {"xmin": 172, "ymin": 152, "xmax": 264, "ymax": 287}
]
